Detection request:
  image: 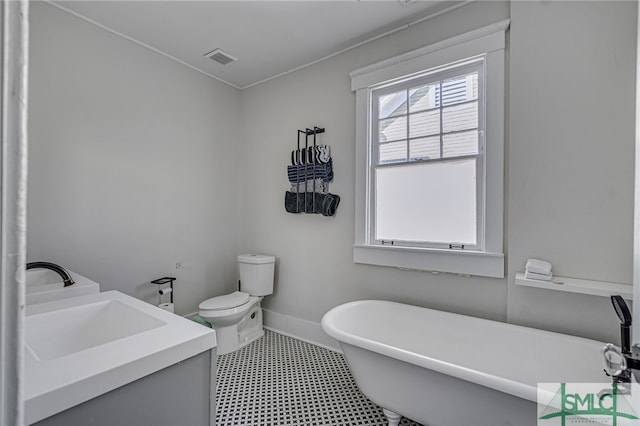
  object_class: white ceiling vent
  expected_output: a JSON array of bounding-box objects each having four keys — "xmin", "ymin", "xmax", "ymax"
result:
[{"xmin": 204, "ymin": 48, "xmax": 238, "ymax": 65}]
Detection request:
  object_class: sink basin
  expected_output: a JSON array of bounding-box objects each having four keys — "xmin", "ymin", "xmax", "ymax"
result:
[
  {"xmin": 25, "ymin": 290, "xmax": 216, "ymax": 425},
  {"xmin": 26, "ymin": 299, "xmax": 166, "ymax": 361},
  {"xmin": 26, "ymin": 269, "xmax": 100, "ymax": 305}
]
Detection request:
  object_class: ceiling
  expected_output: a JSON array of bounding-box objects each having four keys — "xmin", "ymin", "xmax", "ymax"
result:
[{"xmin": 51, "ymin": 0, "xmax": 461, "ymax": 89}]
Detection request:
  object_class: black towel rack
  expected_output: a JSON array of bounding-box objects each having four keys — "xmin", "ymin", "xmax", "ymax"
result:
[
  {"xmin": 297, "ymin": 127, "xmax": 323, "ymax": 212},
  {"xmin": 285, "ymin": 126, "xmax": 340, "ymax": 216}
]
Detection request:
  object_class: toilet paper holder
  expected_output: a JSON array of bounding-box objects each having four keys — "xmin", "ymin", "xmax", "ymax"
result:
[{"xmin": 151, "ymin": 276, "xmax": 175, "ymax": 304}]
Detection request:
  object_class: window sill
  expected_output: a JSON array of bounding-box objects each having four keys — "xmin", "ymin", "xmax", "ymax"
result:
[
  {"xmin": 514, "ymin": 273, "xmax": 632, "ymax": 300},
  {"xmin": 353, "ymin": 244, "xmax": 504, "ymax": 278}
]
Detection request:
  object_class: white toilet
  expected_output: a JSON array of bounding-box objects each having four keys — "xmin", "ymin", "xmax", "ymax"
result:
[{"xmin": 199, "ymin": 254, "xmax": 275, "ymax": 355}]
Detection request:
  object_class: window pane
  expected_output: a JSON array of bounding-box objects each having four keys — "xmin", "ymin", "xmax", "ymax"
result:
[
  {"xmin": 409, "ymin": 137, "xmax": 440, "ymax": 161},
  {"xmin": 409, "ymin": 110, "xmax": 439, "ymax": 138},
  {"xmin": 441, "ymin": 72, "xmax": 478, "ymax": 106},
  {"xmin": 379, "ymin": 90, "xmax": 407, "ymax": 119},
  {"xmin": 408, "ymin": 83, "xmax": 437, "ymax": 112},
  {"xmin": 379, "ymin": 141, "xmax": 407, "ymax": 164},
  {"xmin": 375, "ymin": 159, "xmax": 477, "ymax": 244},
  {"xmin": 379, "ymin": 116, "xmax": 407, "ymax": 143},
  {"xmin": 442, "ymin": 101, "xmax": 478, "ymax": 133},
  {"xmin": 443, "ymin": 130, "xmax": 478, "ymax": 158},
  {"xmin": 468, "ymin": 73, "xmax": 479, "ymax": 100}
]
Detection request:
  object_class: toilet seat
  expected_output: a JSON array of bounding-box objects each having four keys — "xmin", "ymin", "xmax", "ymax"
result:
[{"xmin": 199, "ymin": 291, "xmax": 250, "ymax": 311}]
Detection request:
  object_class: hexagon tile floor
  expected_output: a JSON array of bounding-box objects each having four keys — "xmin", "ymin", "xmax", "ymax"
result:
[{"xmin": 216, "ymin": 329, "xmax": 422, "ymax": 426}]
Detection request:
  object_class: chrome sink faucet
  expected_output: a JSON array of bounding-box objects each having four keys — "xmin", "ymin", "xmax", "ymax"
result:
[{"xmin": 26, "ymin": 261, "xmax": 75, "ymax": 287}]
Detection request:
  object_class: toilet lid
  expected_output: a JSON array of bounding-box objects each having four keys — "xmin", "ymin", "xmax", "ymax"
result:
[{"xmin": 199, "ymin": 291, "xmax": 250, "ymax": 311}]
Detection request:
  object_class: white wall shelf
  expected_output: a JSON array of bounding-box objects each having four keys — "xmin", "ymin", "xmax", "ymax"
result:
[{"xmin": 514, "ymin": 273, "xmax": 633, "ymax": 300}]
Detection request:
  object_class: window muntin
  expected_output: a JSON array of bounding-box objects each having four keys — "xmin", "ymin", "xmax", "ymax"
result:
[{"xmin": 370, "ymin": 59, "xmax": 485, "ymax": 248}]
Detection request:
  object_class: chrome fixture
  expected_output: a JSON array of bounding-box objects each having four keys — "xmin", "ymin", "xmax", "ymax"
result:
[
  {"xmin": 26, "ymin": 262, "xmax": 75, "ymax": 287},
  {"xmin": 603, "ymin": 296, "xmax": 640, "ymax": 383}
]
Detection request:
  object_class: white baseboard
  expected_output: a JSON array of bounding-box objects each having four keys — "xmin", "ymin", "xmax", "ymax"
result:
[{"xmin": 262, "ymin": 309, "xmax": 342, "ymax": 353}]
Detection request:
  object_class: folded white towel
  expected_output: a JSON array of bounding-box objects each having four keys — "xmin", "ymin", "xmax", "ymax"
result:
[
  {"xmin": 525, "ymin": 270, "xmax": 553, "ymax": 281},
  {"xmin": 526, "ymin": 258, "xmax": 552, "ymax": 275}
]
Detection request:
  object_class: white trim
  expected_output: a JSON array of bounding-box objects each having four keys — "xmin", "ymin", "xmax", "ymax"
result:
[
  {"xmin": 354, "ymin": 89, "xmax": 371, "ymax": 249},
  {"xmin": 44, "ymin": 1, "xmax": 242, "ymax": 90},
  {"xmin": 352, "ymin": 21, "xmax": 507, "ymax": 278},
  {"xmin": 262, "ymin": 309, "xmax": 342, "ymax": 353},
  {"xmin": 634, "ymin": 0, "xmax": 640, "ymax": 344},
  {"xmin": 483, "ymin": 48, "xmax": 505, "ymax": 254},
  {"xmin": 46, "ymin": 0, "xmax": 474, "ymax": 91},
  {"xmin": 350, "ymin": 19, "xmax": 510, "ymax": 91},
  {"xmin": 183, "ymin": 311, "xmax": 200, "ymax": 320},
  {"xmin": 242, "ymin": 1, "xmax": 473, "ymax": 90},
  {"xmin": 1, "ymin": 1, "xmax": 28, "ymax": 424},
  {"xmin": 354, "ymin": 245, "xmax": 504, "ymax": 278}
]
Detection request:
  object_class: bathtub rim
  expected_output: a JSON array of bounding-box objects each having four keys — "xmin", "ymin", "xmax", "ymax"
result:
[{"xmin": 321, "ymin": 299, "xmax": 607, "ymax": 403}]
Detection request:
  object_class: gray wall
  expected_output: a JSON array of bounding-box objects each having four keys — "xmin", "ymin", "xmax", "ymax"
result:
[
  {"xmin": 238, "ymin": 1, "xmax": 512, "ymax": 327},
  {"xmin": 28, "ymin": 1, "xmax": 637, "ymax": 344},
  {"xmin": 507, "ymin": 1, "xmax": 636, "ymax": 339},
  {"xmin": 239, "ymin": 0, "xmax": 636, "ymax": 343},
  {"xmin": 28, "ymin": 2, "xmax": 241, "ymax": 314}
]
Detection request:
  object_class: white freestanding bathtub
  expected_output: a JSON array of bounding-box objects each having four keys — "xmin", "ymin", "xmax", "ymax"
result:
[{"xmin": 321, "ymin": 300, "xmax": 609, "ymax": 426}]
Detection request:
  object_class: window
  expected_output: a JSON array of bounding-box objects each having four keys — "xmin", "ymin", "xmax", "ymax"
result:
[
  {"xmin": 373, "ymin": 60, "xmax": 483, "ymax": 248},
  {"xmin": 351, "ymin": 20, "xmax": 508, "ymax": 278}
]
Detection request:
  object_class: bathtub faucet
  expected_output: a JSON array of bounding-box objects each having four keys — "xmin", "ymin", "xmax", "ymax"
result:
[
  {"xmin": 26, "ymin": 261, "xmax": 75, "ymax": 287},
  {"xmin": 603, "ymin": 296, "xmax": 640, "ymax": 383}
]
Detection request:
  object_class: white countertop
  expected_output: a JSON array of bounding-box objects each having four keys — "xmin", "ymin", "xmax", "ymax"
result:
[{"xmin": 25, "ymin": 291, "xmax": 216, "ymax": 425}]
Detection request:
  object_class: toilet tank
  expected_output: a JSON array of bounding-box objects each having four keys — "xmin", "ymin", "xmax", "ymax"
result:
[{"xmin": 238, "ymin": 254, "xmax": 275, "ymax": 296}]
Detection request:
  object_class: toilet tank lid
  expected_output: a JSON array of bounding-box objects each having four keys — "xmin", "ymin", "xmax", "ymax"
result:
[
  {"xmin": 199, "ymin": 291, "xmax": 250, "ymax": 310},
  {"xmin": 238, "ymin": 254, "xmax": 275, "ymax": 264}
]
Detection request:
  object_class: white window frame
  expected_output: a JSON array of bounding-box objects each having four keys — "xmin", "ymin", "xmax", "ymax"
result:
[
  {"xmin": 371, "ymin": 60, "xmax": 485, "ymax": 249},
  {"xmin": 352, "ymin": 20, "xmax": 509, "ymax": 278}
]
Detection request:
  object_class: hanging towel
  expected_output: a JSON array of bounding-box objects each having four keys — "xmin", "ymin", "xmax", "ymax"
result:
[
  {"xmin": 284, "ymin": 191, "xmax": 340, "ymax": 216},
  {"xmin": 289, "ymin": 179, "xmax": 328, "ymax": 194},
  {"xmin": 317, "ymin": 145, "xmax": 331, "ymax": 164},
  {"xmin": 287, "ymin": 159, "xmax": 333, "ymax": 183},
  {"xmin": 290, "ymin": 145, "xmax": 331, "ymax": 165},
  {"xmin": 525, "ymin": 258, "xmax": 552, "ymax": 276},
  {"xmin": 291, "ymin": 149, "xmax": 300, "ymax": 166}
]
